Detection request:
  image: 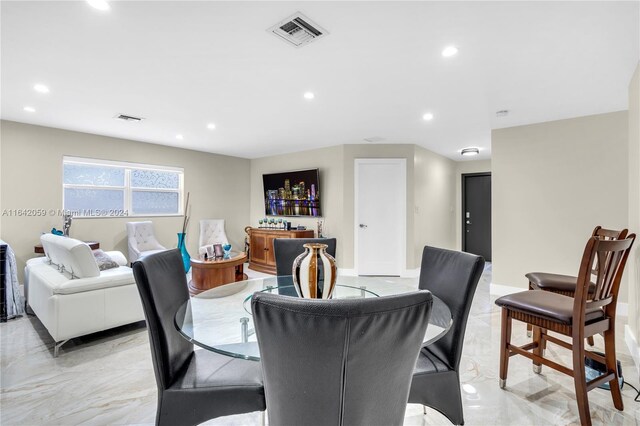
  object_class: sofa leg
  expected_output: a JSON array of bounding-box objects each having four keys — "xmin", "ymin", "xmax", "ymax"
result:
[{"xmin": 54, "ymin": 339, "xmax": 69, "ymax": 357}]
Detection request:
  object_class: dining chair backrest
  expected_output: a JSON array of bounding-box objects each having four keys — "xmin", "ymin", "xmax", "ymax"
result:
[
  {"xmin": 589, "ymin": 226, "xmax": 628, "ymax": 279},
  {"xmin": 576, "ymin": 235, "xmax": 635, "ymax": 314},
  {"xmin": 132, "ymin": 249, "xmax": 193, "ymax": 391},
  {"xmin": 252, "ymin": 290, "xmax": 433, "ymax": 426},
  {"xmin": 273, "ymin": 238, "xmax": 337, "ymax": 276},
  {"xmin": 418, "ymin": 246, "xmax": 485, "ymax": 370}
]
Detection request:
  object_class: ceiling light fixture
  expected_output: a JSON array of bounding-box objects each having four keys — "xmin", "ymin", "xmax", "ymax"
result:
[
  {"xmin": 441, "ymin": 45, "xmax": 458, "ymax": 57},
  {"xmin": 303, "ymin": 92, "xmax": 315, "ymax": 100},
  {"xmin": 207, "ymin": 123, "xmax": 216, "ymax": 130},
  {"xmin": 461, "ymin": 147, "xmax": 480, "ymax": 156},
  {"xmin": 23, "ymin": 106, "xmax": 36, "ymax": 113},
  {"xmin": 34, "ymin": 84, "xmax": 50, "ymax": 93},
  {"xmin": 176, "ymin": 134, "xmax": 184, "ymax": 140},
  {"xmin": 496, "ymin": 110, "xmax": 509, "ymax": 117},
  {"xmin": 86, "ymin": 0, "xmax": 110, "ymax": 11},
  {"xmin": 422, "ymin": 113, "xmax": 434, "ymax": 121}
]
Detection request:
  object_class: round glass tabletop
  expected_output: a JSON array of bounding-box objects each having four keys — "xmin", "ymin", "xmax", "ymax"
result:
[{"xmin": 175, "ymin": 275, "xmax": 452, "ymax": 361}]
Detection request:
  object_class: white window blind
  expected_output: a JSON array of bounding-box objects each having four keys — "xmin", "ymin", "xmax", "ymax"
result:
[{"xmin": 62, "ymin": 157, "xmax": 184, "ymax": 217}]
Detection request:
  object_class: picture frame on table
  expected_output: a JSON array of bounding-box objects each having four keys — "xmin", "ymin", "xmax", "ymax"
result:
[
  {"xmin": 205, "ymin": 245, "xmax": 215, "ymax": 259},
  {"xmin": 213, "ymin": 244, "xmax": 224, "ymax": 259}
]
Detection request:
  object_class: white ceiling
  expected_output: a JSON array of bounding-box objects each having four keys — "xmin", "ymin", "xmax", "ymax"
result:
[{"xmin": 2, "ymin": 1, "xmax": 638, "ymax": 161}]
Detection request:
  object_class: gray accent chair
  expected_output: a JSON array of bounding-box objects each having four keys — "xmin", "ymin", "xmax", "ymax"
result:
[
  {"xmin": 252, "ymin": 290, "xmax": 433, "ymax": 426},
  {"xmin": 132, "ymin": 249, "xmax": 265, "ymax": 426},
  {"xmin": 408, "ymin": 246, "xmax": 485, "ymax": 425}
]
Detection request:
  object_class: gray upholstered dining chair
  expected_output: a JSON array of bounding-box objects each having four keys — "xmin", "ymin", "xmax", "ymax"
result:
[
  {"xmin": 408, "ymin": 246, "xmax": 485, "ymax": 425},
  {"xmin": 273, "ymin": 237, "xmax": 336, "ymax": 295},
  {"xmin": 252, "ymin": 290, "xmax": 433, "ymax": 426},
  {"xmin": 132, "ymin": 249, "xmax": 265, "ymax": 426}
]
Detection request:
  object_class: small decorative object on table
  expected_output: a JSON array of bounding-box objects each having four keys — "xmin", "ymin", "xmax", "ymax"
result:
[
  {"xmin": 292, "ymin": 243, "xmax": 337, "ymax": 299},
  {"xmin": 51, "ymin": 228, "xmax": 64, "ymax": 236},
  {"xmin": 213, "ymin": 244, "xmax": 224, "ymax": 259},
  {"xmin": 62, "ymin": 213, "xmax": 73, "ymax": 237},
  {"xmin": 317, "ymin": 219, "xmax": 324, "ymax": 238},
  {"xmin": 223, "ymin": 244, "xmax": 232, "ymax": 259},
  {"xmin": 177, "ymin": 192, "xmax": 191, "ymax": 273}
]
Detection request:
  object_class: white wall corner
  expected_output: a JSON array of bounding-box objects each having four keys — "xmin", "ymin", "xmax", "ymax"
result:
[
  {"xmin": 401, "ymin": 268, "xmax": 420, "ymax": 278},
  {"xmin": 338, "ymin": 268, "xmax": 356, "ymax": 277},
  {"xmin": 625, "ymin": 325, "xmax": 640, "ymax": 381},
  {"xmin": 489, "ymin": 283, "xmax": 524, "ymax": 296}
]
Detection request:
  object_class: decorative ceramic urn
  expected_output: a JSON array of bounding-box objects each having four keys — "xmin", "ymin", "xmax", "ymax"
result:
[{"xmin": 292, "ymin": 243, "xmax": 337, "ymax": 299}]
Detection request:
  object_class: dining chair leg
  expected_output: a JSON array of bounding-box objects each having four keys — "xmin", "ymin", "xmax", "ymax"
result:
[
  {"xmin": 572, "ymin": 333, "xmax": 592, "ymax": 426},
  {"xmin": 499, "ymin": 308, "xmax": 511, "ymax": 388},
  {"xmin": 532, "ymin": 326, "xmax": 542, "ymax": 374},
  {"xmin": 604, "ymin": 328, "xmax": 624, "ymax": 411}
]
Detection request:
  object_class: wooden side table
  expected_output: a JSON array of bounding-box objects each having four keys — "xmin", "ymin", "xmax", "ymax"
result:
[
  {"xmin": 34, "ymin": 240, "xmax": 100, "ymax": 254},
  {"xmin": 188, "ymin": 252, "xmax": 248, "ymax": 295}
]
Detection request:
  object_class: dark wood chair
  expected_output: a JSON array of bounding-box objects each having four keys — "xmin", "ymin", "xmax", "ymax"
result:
[
  {"xmin": 496, "ymin": 233, "xmax": 635, "ymax": 426},
  {"xmin": 525, "ymin": 225, "xmax": 628, "ymax": 346}
]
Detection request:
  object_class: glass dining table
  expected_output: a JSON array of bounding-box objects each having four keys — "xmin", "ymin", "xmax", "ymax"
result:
[{"xmin": 174, "ymin": 275, "xmax": 452, "ymax": 361}]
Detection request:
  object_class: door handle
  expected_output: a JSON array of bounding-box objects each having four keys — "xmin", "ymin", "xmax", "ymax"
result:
[{"xmin": 359, "ymin": 224, "xmax": 367, "ymax": 229}]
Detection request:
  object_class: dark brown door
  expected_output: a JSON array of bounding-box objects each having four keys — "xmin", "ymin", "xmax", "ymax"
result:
[{"xmin": 462, "ymin": 173, "xmax": 492, "ymax": 261}]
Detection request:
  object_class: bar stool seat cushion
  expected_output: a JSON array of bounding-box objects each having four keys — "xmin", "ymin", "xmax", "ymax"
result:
[{"xmin": 495, "ymin": 291, "xmax": 604, "ymax": 325}]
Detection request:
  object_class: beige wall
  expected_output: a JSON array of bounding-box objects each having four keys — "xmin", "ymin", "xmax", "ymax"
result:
[
  {"xmin": 0, "ymin": 120, "xmax": 251, "ymax": 280},
  {"xmin": 250, "ymin": 145, "xmax": 345, "ymax": 264},
  {"xmin": 250, "ymin": 143, "xmax": 456, "ymax": 272},
  {"xmin": 454, "ymin": 160, "xmax": 492, "ymax": 251},
  {"xmin": 342, "ymin": 144, "xmax": 417, "ymax": 270},
  {"xmin": 627, "ymin": 63, "xmax": 640, "ymax": 342},
  {"xmin": 414, "ymin": 146, "xmax": 457, "ymax": 258},
  {"xmin": 492, "ymin": 111, "xmax": 630, "ymax": 301}
]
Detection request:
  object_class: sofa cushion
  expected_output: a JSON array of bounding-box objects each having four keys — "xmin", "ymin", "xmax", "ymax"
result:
[
  {"xmin": 93, "ymin": 250, "xmax": 120, "ymax": 271},
  {"xmin": 41, "ymin": 234, "xmax": 100, "ymax": 279},
  {"xmin": 53, "ymin": 266, "xmax": 135, "ymax": 294}
]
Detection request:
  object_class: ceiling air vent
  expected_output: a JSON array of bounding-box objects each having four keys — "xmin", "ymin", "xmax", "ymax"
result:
[
  {"xmin": 269, "ymin": 12, "xmax": 328, "ymax": 48},
  {"xmin": 114, "ymin": 114, "xmax": 144, "ymax": 122}
]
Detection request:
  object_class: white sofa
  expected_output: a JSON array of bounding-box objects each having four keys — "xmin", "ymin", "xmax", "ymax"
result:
[{"xmin": 25, "ymin": 234, "xmax": 144, "ymax": 356}]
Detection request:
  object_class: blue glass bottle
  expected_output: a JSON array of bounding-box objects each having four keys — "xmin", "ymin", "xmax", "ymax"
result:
[{"xmin": 177, "ymin": 232, "xmax": 191, "ymax": 273}]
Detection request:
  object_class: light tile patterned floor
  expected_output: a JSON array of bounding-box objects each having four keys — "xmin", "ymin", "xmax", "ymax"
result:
[{"xmin": 1, "ymin": 264, "xmax": 639, "ymax": 425}]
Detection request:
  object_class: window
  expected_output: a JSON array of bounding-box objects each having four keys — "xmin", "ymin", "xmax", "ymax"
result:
[{"xmin": 63, "ymin": 157, "xmax": 183, "ymax": 217}]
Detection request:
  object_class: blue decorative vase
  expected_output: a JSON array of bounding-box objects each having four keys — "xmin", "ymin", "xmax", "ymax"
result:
[{"xmin": 177, "ymin": 233, "xmax": 191, "ymax": 273}]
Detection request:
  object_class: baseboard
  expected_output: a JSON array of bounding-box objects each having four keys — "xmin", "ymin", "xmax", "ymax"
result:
[
  {"xmin": 625, "ymin": 325, "xmax": 640, "ymax": 381},
  {"xmin": 490, "ymin": 283, "xmax": 629, "ymax": 316},
  {"xmin": 338, "ymin": 268, "xmax": 420, "ymax": 278}
]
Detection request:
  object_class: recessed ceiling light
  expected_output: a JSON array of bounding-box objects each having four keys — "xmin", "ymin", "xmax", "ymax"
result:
[
  {"xmin": 303, "ymin": 92, "xmax": 315, "ymax": 100},
  {"xmin": 496, "ymin": 110, "xmax": 509, "ymax": 117},
  {"xmin": 441, "ymin": 45, "xmax": 458, "ymax": 57},
  {"xmin": 176, "ymin": 134, "xmax": 184, "ymax": 140},
  {"xmin": 33, "ymin": 84, "xmax": 50, "ymax": 93},
  {"xmin": 86, "ymin": 0, "xmax": 110, "ymax": 11},
  {"xmin": 207, "ymin": 123, "xmax": 216, "ymax": 130},
  {"xmin": 23, "ymin": 106, "xmax": 36, "ymax": 113},
  {"xmin": 461, "ymin": 147, "xmax": 480, "ymax": 156},
  {"xmin": 422, "ymin": 113, "xmax": 434, "ymax": 121}
]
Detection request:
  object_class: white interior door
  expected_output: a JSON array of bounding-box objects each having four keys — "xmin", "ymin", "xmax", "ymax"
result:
[{"xmin": 355, "ymin": 159, "xmax": 406, "ymax": 276}]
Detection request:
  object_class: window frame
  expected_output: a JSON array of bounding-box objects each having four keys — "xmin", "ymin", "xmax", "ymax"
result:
[{"xmin": 62, "ymin": 156, "xmax": 184, "ymax": 218}]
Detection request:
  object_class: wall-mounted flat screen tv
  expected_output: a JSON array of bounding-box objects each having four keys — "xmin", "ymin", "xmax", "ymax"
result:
[{"xmin": 263, "ymin": 168, "xmax": 321, "ymax": 217}]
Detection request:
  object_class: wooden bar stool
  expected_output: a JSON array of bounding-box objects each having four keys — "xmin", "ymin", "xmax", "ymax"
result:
[
  {"xmin": 496, "ymin": 233, "xmax": 635, "ymax": 426},
  {"xmin": 525, "ymin": 226, "xmax": 628, "ymax": 346}
]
